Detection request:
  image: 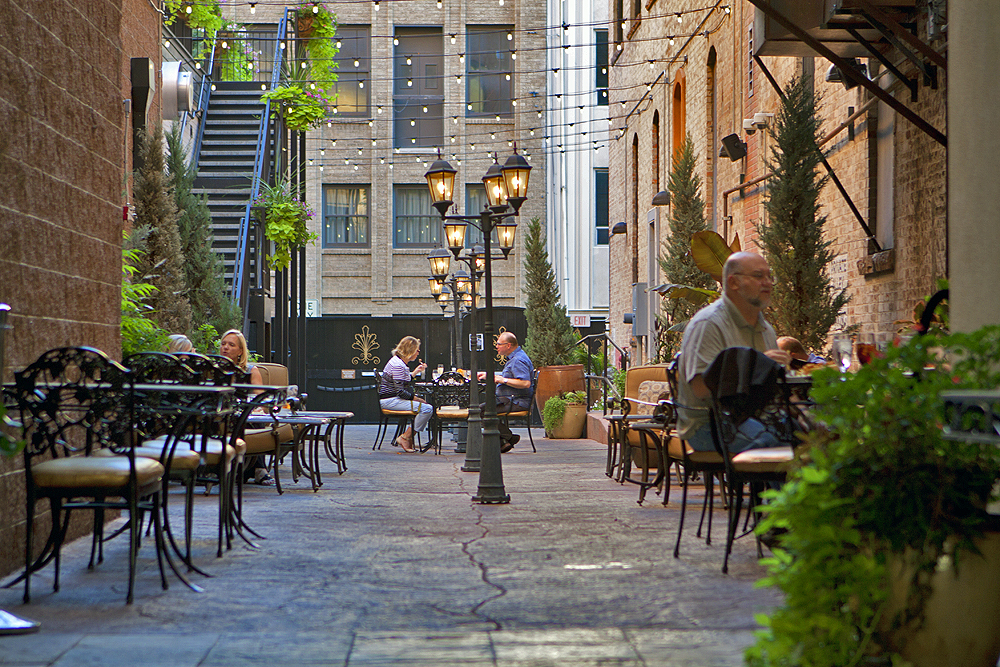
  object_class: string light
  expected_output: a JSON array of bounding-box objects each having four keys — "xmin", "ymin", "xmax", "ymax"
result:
[{"xmin": 373, "ymin": 1, "xmax": 379, "ymax": 11}]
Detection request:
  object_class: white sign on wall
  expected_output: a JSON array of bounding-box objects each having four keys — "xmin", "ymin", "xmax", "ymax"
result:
[
  {"xmin": 570, "ymin": 314, "xmax": 591, "ymax": 328},
  {"xmin": 305, "ymin": 299, "xmax": 321, "ymax": 318}
]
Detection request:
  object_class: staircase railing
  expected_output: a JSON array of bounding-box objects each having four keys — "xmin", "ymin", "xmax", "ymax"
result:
[
  {"xmin": 189, "ymin": 40, "xmax": 217, "ymax": 172},
  {"xmin": 233, "ymin": 9, "xmax": 289, "ymax": 312}
]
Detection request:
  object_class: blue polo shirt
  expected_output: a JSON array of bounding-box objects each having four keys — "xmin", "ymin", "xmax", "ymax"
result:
[{"xmin": 498, "ymin": 346, "xmax": 534, "ymax": 407}]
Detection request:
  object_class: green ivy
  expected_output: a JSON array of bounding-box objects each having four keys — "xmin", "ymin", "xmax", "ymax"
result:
[
  {"xmin": 260, "ymin": 84, "xmax": 329, "ymax": 132},
  {"xmin": 748, "ymin": 326, "xmax": 1000, "ymax": 666},
  {"xmin": 254, "ymin": 178, "xmax": 318, "ymax": 271},
  {"xmin": 164, "ymin": 0, "xmax": 224, "ymax": 56}
]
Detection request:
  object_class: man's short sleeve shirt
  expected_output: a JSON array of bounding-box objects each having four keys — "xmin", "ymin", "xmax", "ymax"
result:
[{"xmin": 676, "ymin": 295, "xmax": 777, "ymax": 438}]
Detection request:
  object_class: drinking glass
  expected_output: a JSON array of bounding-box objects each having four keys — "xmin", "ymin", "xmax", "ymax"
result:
[
  {"xmin": 832, "ymin": 333, "xmax": 852, "ymax": 372},
  {"xmin": 433, "ymin": 365, "xmax": 444, "ymax": 381},
  {"xmin": 855, "ymin": 333, "xmax": 876, "ymax": 366}
]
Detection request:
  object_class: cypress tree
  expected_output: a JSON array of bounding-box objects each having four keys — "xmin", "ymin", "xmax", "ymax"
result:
[
  {"xmin": 133, "ymin": 124, "xmax": 192, "ymax": 334},
  {"xmin": 522, "ymin": 216, "xmax": 575, "ymax": 367},
  {"xmin": 758, "ymin": 76, "xmax": 848, "ymax": 352},
  {"xmin": 657, "ymin": 134, "xmax": 714, "ymax": 357},
  {"xmin": 165, "ymin": 124, "xmax": 240, "ymax": 335}
]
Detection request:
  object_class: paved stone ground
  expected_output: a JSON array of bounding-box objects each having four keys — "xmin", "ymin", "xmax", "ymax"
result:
[{"xmin": 0, "ymin": 425, "xmax": 781, "ymax": 666}]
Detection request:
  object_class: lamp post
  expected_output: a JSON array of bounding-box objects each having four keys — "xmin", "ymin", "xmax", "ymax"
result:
[
  {"xmin": 425, "ymin": 150, "xmax": 531, "ymax": 504},
  {"xmin": 428, "ymin": 246, "xmax": 485, "ymax": 460}
]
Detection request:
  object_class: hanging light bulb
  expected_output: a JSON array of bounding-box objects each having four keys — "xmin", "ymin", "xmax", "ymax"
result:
[
  {"xmin": 436, "ymin": 0, "xmax": 442, "ymax": 7},
  {"xmin": 354, "ymin": 59, "xmax": 360, "ymax": 67},
  {"xmin": 507, "ymin": 32, "xmax": 513, "ymax": 41},
  {"xmin": 393, "ymin": 37, "xmax": 399, "ymax": 46},
  {"xmin": 677, "ymin": 13, "xmax": 683, "ymax": 23},
  {"xmin": 374, "ymin": 1, "xmax": 380, "ymax": 11},
  {"xmin": 313, "ymin": 4, "xmax": 319, "ymax": 13},
  {"xmin": 336, "ymin": 40, "xmax": 342, "ymax": 48},
  {"xmin": 248, "ymin": 2, "xmax": 256, "ymax": 13},
  {"xmin": 359, "ymin": 81, "xmax": 364, "ymax": 88},
  {"xmin": 406, "ymin": 57, "xmax": 412, "ymax": 65},
  {"xmin": 377, "ymin": 106, "xmax": 383, "ymax": 114}
]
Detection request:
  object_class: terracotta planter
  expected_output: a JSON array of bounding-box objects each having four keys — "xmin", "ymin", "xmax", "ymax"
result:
[
  {"xmin": 547, "ymin": 403, "xmax": 587, "ymax": 439},
  {"xmin": 534, "ymin": 364, "xmax": 585, "ymax": 417},
  {"xmin": 882, "ymin": 531, "xmax": 1000, "ymax": 667}
]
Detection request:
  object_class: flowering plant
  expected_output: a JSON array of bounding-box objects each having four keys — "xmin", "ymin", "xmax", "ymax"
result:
[
  {"xmin": 254, "ymin": 178, "xmax": 318, "ymax": 271},
  {"xmin": 216, "ymin": 24, "xmax": 260, "ymax": 82}
]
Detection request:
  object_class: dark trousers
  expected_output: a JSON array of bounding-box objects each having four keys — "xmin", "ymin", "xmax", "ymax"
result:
[{"xmin": 479, "ymin": 396, "xmax": 528, "ymax": 442}]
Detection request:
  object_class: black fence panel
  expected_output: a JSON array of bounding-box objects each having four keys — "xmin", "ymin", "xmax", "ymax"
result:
[{"xmin": 305, "ymin": 308, "xmax": 526, "ymax": 423}]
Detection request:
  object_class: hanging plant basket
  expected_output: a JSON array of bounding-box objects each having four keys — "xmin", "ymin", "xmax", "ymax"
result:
[{"xmin": 297, "ymin": 15, "xmax": 315, "ymax": 40}]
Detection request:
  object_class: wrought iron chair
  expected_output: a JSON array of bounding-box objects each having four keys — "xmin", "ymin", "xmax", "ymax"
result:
[
  {"xmin": 704, "ymin": 347, "xmax": 797, "ymax": 574},
  {"xmin": 499, "ymin": 369, "xmax": 538, "ymax": 452},
  {"xmin": 12, "ymin": 347, "xmax": 167, "ymax": 604},
  {"xmin": 664, "ymin": 354, "xmax": 726, "ymax": 559},
  {"xmin": 429, "ymin": 370, "xmax": 471, "ymax": 455}
]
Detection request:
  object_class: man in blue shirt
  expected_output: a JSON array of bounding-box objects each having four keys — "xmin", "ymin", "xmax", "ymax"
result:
[{"xmin": 479, "ymin": 332, "xmax": 534, "ymax": 452}]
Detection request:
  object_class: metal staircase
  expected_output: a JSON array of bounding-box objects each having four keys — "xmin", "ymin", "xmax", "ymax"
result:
[{"xmin": 191, "ymin": 81, "xmax": 269, "ymax": 289}]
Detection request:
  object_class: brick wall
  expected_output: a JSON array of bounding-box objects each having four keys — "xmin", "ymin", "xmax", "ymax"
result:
[
  {"xmin": 0, "ymin": 0, "xmax": 160, "ymax": 577},
  {"xmin": 607, "ymin": 0, "xmax": 946, "ymax": 363}
]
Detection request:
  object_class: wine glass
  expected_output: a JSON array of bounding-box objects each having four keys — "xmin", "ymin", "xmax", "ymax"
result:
[
  {"xmin": 832, "ymin": 333, "xmax": 852, "ymax": 372},
  {"xmin": 855, "ymin": 333, "xmax": 876, "ymax": 366}
]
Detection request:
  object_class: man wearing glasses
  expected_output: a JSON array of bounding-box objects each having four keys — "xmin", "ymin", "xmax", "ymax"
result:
[
  {"xmin": 479, "ymin": 332, "xmax": 534, "ymax": 452},
  {"xmin": 676, "ymin": 251, "xmax": 791, "ymax": 453}
]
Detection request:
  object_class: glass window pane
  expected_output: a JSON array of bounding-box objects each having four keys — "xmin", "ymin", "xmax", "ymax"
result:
[
  {"xmin": 466, "ymin": 26, "xmax": 512, "ymax": 117},
  {"xmin": 332, "ymin": 26, "xmax": 370, "ymax": 116},
  {"xmin": 324, "ymin": 186, "xmax": 369, "ymax": 246},
  {"xmin": 394, "ymin": 186, "xmax": 440, "ymax": 247},
  {"xmin": 595, "ymin": 30, "xmax": 609, "ymax": 106},
  {"xmin": 595, "ymin": 169, "xmax": 609, "ymax": 245}
]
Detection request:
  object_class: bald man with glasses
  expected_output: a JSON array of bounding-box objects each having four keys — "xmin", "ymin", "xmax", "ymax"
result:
[{"xmin": 676, "ymin": 251, "xmax": 791, "ymax": 454}]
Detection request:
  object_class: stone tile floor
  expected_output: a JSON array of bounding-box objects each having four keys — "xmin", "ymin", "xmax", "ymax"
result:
[{"xmin": 0, "ymin": 425, "xmax": 780, "ymax": 666}]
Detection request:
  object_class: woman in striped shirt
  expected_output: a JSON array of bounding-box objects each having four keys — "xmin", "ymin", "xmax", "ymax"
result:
[{"xmin": 378, "ymin": 336, "xmax": 432, "ymax": 452}]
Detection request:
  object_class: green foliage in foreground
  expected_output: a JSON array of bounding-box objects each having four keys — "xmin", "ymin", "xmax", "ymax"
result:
[{"xmin": 748, "ymin": 326, "xmax": 1000, "ymax": 666}]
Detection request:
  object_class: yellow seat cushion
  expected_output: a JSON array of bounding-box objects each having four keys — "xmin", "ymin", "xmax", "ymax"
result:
[
  {"xmin": 241, "ymin": 424, "xmax": 295, "ymax": 455},
  {"xmin": 436, "ymin": 407, "xmax": 469, "ymax": 419},
  {"xmin": 31, "ymin": 456, "xmax": 163, "ymax": 489},
  {"xmin": 731, "ymin": 446, "xmax": 794, "ymax": 473},
  {"xmin": 144, "ymin": 435, "xmax": 238, "ymax": 466},
  {"xmin": 95, "ymin": 445, "xmax": 202, "ymax": 471}
]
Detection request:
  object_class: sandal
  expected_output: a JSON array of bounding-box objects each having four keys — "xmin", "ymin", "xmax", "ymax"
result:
[
  {"xmin": 253, "ymin": 469, "xmax": 276, "ymax": 486},
  {"xmin": 394, "ymin": 437, "xmax": 416, "ymax": 453}
]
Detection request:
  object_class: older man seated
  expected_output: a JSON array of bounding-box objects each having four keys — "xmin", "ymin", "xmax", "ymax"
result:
[{"xmin": 676, "ymin": 252, "xmax": 791, "ymax": 454}]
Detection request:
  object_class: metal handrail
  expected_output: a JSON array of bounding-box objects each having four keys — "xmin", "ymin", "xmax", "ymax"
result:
[
  {"xmin": 189, "ymin": 39, "xmax": 216, "ymax": 172},
  {"xmin": 573, "ymin": 333, "xmax": 629, "ymax": 415},
  {"xmin": 233, "ymin": 9, "xmax": 289, "ymax": 309}
]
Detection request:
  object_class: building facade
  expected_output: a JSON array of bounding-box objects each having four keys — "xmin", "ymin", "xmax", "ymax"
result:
[
  {"xmin": 545, "ymin": 0, "xmax": 611, "ymax": 329},
  {"xmin": 606, "ymin": 0, "xmax": 948, "ymax": 366},
  {"xmin": 233, "ymin": 0, "xmax": 547, "ymax": 318}
]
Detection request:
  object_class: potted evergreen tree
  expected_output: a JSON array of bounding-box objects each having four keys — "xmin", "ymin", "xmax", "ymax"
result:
[
  {"xmin": 657, "ymin": 134, "xmax": 716, "ymax": 359},
  {"xmin": 522, "ymin": 216, "xmax": 582, "ymax": 416},
  {"xmin": 757, "ymin": 76, "xmax": 848, "ymax": 352}
]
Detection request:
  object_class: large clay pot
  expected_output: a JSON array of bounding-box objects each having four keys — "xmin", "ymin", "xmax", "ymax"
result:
[
  {"xmin": 297, "ymin": 15, "xmax": 314, "ymax": 39},
  {"xmin": 534, "ymin": 364, "xmax": 585, "ymax": 417},
  {"xmin": 882, "ymin": 531, "xmax": 1000, "ymax": 667},
  {"xmin": 547, "ymin": 403, "xmax": 587, "ymax": 439}
]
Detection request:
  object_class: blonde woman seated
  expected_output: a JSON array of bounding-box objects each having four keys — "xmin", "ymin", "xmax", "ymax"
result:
[
  {"xmin": 219, "ymin": 329, "xmax": 272, "ymax": 484},
  {"xmin": 378, "ymin": 336, "xmax": 432, "ymax": 453}
]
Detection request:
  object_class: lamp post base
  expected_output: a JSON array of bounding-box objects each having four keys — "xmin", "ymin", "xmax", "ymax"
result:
[{"xmin": 461, "ymin": 414, "xmax": 483, "ymax": 472}]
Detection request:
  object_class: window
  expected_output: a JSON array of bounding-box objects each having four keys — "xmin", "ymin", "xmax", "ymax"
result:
[
  {"xmin": 466, "ymin": 26, "xmax": 513, "ymax": 118},
  {"xmin": 323, "ymin": 185, "xmax": 369, "ymax": 246},
  {"xmin": 614, "ymin": 0, "xmax": 624, "ymax": 48},
  {"xmin": 463, "ymin": 184, "xmax": 500, "ymax": 248},
  {"xmin": 595, "ymin": 30, "xmax": 608, "ymax": 106},
  {"xmin": 331, "ymin": 26, "xmax": 369, "ymax": 116},
  {"xmin": 394, "ymin": 28, "xmax": 443, "ymax": 148},
  {"xmin": 595, "ymin": 168, "xmax": 609, "ymax": 245},
  {"xmin": 394, "ymin": 186, "xmax": 440, "ymax": 247}
]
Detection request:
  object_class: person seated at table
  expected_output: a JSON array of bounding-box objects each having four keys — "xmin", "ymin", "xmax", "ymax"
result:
[
  {"xmin": 167, "ymin": 333, "xmax": 194, "ymax": 354},
  {"xmin": 219, "ymin": 329, "xmax": 272, "ymax": 484},
  {"xmin": 777, "ymin": 336, "xmax": 826, "ymax": 367},
  {"xmin": 478, "ymin": 332, "xmax": 534, "ymax": 453},
  {"xmin": 378, "ymin": 336, "xmax": 432, "ymax": 453},
  {"xmin": 677, "ymin": 252, "xmax": 791, "ymax": 454}
]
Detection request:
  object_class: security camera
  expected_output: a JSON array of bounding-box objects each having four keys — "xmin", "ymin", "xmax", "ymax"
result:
[
  {"xmin": 742, "ymin": 118, "xmax": 757, "ymax": 135},
  {"xmin": 753, "ymin": 112, "xmax": 774, "ymax": 130}
]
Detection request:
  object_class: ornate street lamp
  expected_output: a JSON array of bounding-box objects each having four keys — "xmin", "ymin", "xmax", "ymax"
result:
[{"xmin": 425, "ymin": 150, "xmax": 531, "ymax": 504}]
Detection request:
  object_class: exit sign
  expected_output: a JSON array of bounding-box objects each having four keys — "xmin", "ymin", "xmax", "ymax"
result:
[{"xmin": 570, "ymin": 314, "xmax": 591, "ymax": 328}]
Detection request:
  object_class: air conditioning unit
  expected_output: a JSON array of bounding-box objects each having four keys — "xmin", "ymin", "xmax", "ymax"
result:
[{"xmin": 161, "ymin": 61, "xmax": 194, "ymax": 119}]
